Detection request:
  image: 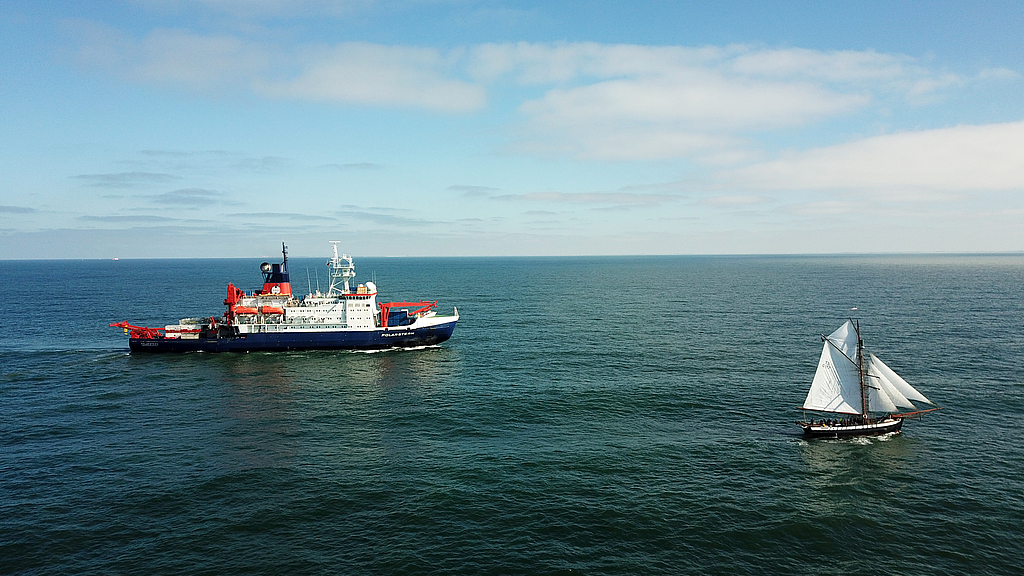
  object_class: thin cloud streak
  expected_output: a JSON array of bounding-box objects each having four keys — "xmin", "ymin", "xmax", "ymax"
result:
[
  {"xmin": 493, "ymin": 191, "xmax": 680, "ymax": 205},
  {"xmin": 1, "ymin": 206, "xmax": 37, "ymax": 213},
  {"xmin": 316, "ymin": 163, "xmax": 384, "ymax": 170},
  {"xmin": 449, "ymin": 184, "xmax": 502, "ymax": 197},
  {"xmin": 126, "ymin": 149, "xmax": 297, "ymax": 175},
  {"xmin": 333, "ymin": 210, "xmax": 436, "ymax": 227},
  {"xmin": 78, "ymin": 214, "xmax": 178, "ymax": 222},
  {"xmin": 151, "ymin": 188, "xmax": 225, "ymax": 205},
  {"xmin": 228, "ymin": 212, "xmax": 338, "ymax": 221},
  {"xmin": 700, "ymin": 195, "xmax": 770, "ymax": 207},
  {"xmin": 72, "ymin": 171, "xmax": 181, "ymax": 188}
]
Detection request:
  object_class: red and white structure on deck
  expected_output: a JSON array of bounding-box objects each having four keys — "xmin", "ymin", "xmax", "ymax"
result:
[{"xmin": 111, "ymin": 242, "xmax": 458, "ymax": 352}]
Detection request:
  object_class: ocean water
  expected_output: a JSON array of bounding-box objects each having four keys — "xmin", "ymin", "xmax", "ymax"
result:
[{"xmin": 2, "ymin": 254, "xmax": 1023, "ymax": 575}]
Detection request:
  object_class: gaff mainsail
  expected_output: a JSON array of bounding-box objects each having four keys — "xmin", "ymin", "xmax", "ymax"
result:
[{"xmin": 803, "ymin": 326, "xmax": 862, "ymax": 414}]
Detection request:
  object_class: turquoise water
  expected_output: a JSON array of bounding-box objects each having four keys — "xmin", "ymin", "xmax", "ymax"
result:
[{"xmin": 2, "ymin": 255, "xmax": 1023, "ymax": 574}]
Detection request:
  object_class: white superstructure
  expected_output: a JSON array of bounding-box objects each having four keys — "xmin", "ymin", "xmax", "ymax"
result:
[{"xmin": 159, "ymin": 242, "xmax": 456, "ymax": 339}]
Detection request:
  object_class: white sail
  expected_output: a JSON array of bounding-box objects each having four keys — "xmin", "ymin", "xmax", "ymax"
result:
[
  {"xmin": 827, "ymin": 320, "xmax": 859, "ymax": 361},
  {"xmin": 866, "ymin": 373, "xmax": 900, "ymax": 412},
  {"xmin": 803, "ymin": 339, "xmax": 862, "ymax": 414},
  {"xmin": 866, "ymin": 356, "xmax": 915, "ymax": 410},
  {"xmin": 867, "ymin": 353, "xmax": 934, "ymax": 406}
]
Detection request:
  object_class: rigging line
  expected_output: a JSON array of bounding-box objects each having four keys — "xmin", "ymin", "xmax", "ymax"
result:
[{"xmin": 892, "ymin": 407, "xmax": 943, "ymax": 417}]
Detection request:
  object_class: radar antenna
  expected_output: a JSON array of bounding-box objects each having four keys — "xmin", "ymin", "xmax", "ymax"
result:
[{"xmin": 326, "ymin": 241, "xmax": 356, "ymax": 296}]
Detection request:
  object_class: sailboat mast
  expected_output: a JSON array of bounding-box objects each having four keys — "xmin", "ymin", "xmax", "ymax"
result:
[{"xmin": 856, "ymin": 319, "xmax": 868, "ymax": 420}]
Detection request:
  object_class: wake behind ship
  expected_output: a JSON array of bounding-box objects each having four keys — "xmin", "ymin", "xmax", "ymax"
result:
[{"xmin": 110, "ymin": 242, "xmax": 458, "ymax": 352}]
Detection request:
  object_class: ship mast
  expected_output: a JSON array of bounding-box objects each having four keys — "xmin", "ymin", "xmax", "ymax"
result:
[
  {"xmin": 856, "ymin": 319, "xmax": 868, "ymax": 421},
  {"xmin": 326, "ymin": 241, "xmax": 357, "ymax": 296}
]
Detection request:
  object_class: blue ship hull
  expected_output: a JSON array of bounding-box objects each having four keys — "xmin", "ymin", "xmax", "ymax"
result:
[{"xmin": 128, "ymin": 320, "xmax": 457, "ymax": 353}]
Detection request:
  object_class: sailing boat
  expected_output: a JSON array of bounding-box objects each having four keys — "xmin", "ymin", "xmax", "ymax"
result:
[{"xmin": 798, "ymin": 319, "xmax": 940, "ymax": 438}]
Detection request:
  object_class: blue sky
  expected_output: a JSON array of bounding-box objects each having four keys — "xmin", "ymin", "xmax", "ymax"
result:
[{"xmin": 2, "ymin": 1, "xmax": 1022, "ymax": 258}]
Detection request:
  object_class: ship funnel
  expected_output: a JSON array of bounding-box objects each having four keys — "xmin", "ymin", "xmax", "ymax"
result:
[{"xmin": 259, "ymin": 253, "xmax": 291, "ymax": 295}]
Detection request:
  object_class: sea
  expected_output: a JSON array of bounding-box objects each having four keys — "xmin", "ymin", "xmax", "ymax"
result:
[{"xmin": 2, "ymin": 254, "xmax": 1023, "ymax": 575}]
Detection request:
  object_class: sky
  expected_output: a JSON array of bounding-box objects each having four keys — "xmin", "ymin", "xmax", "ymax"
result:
[{"xmin": 1, "ymin": 0, "xmax": 1023, "ymax": 258}]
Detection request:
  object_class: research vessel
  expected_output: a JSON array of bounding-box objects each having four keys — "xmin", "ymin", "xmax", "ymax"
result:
[
  {"xmin": 110, "ymin": 242, "xmax": 458, "ymax": 352},
  {"xmin": 797, "ymin": 319, "xmax": 939, "ymax": 438}
]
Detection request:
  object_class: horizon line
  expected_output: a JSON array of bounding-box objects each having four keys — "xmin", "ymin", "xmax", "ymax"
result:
[{"xmin": 3, "ymin": 251, "xmax": 1023, "ymax": 262}]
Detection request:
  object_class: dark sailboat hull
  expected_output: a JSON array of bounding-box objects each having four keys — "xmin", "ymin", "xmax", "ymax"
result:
[{"xmin": 799, "ymin": 417, "xmax": 903, "ymax": 438}]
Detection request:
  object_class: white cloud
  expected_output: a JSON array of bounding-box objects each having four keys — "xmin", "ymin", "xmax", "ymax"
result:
[
  {"xmin": 69, "ymin": 22, "xmax": 277, "ymax": 91},
  {"xmin": 136, "ymin": 29, "xmax": 273, "ymax": 89},
  {"xmin": 977, "ymin": 67, "xmax": 1023, "ymax": 81},
  {"xmin": 506, "ymin": 124, "xmax": 744, "ymax": 161},
  {"xmin": 469, "ymin": 42, "xmax": 963, "ymax": 93},
  {"xmin": 468, "ymin": 42, "xmax": 704, "ymax": 83},
  {"xmin": 69, "ymin": 26, "xmax": 1004, "ymax": 164},
  {"xmin": 730, "ymin": 48, "xmax": 910, "ymax": 82},
  {"xmin": 258, "ymin": 43, "xmax": 484, "ymax": 111},
  {"xmin": 521, "ymin": 73, "xmax": 865, "ymax": 130},
  {"xmin": 70, "ymin": 24, "xmax": 483, "ymax": 112},
  {"xmin": 729, "ymin": 120, "xmax": 1024, "ymax": 193},
  {"xmin": 512, "ymin": 71, "xmax": 865, "ymax": 160},
  {"xmin": 472, "ymin": 42, "xmax": 962, "ymax": 161}
]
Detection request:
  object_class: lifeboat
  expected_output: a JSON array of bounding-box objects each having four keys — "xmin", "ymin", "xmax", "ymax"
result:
[
  {"xmin": 234, "ymin": 306, "xmax": 258, "ymax": 315},
  {"xmin": 261, "ymin": 306, "xmax": 285, "ymax": 315}
]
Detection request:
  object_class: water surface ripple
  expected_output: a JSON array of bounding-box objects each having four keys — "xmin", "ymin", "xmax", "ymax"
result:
[{"xmin": 2, "ymin": 255, "xmax": 1023, "ymax": 575}]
